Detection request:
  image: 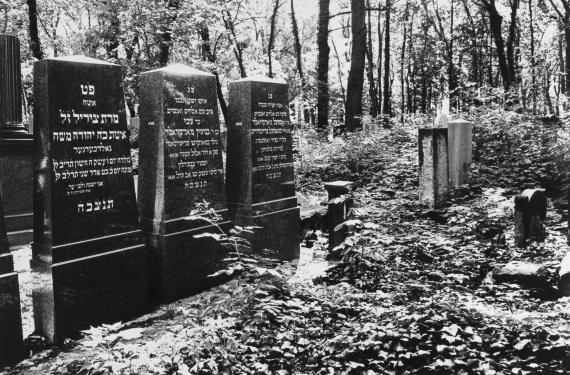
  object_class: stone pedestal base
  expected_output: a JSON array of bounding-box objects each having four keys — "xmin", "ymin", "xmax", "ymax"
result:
[
  {"xmin": 0, "ymin": 253, "xmax": 23, "ymax": 366},
  {"xmin": 144, "ymin": 215, "xmax": 231, "ymax": 303},
  {"xmin": 418, "ymin": 128, "xmax": 449, "ymax": 208},
  {"xmin": 448, "ymin": 119, "xmax": 473, "ymax": 187},
  {"xmin": 31, "ymin": 232, "xmax": 148, "ymax": 344}
]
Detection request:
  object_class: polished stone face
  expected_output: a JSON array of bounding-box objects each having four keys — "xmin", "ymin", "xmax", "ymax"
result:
[
  {"xmin": 33, "ymin": 56, "xmax": 147, "ymax": 345},
  {"xmin": 249, "ymin": 81, "xmax": 295, "ymax": 204},
  {"xmin": 226, "ymin": 78, "xmax": 300, "ymax": 260},
  {"xmin": 36, "ymin": 57, "xmax": 139, "ymax": 245},
  {"xmin": 138, "ymin": 66, "xmax": 228, "ymax": 303}
]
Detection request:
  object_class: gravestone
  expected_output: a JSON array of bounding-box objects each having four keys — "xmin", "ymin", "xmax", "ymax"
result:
[
  {"xmin": 138, "ymin": 64, "xmax": 229, "ymax": 302},
  {"xmin": 32, "ymin": 56, "xmax": 148, "ymax": 344},
  {"xmin": 0, "ymin": 34, "xmax": 33, "ymax": 247},
  {"xmin": 226, "ymin": 76, "xmax": 300, "ymax": 260},
  {"xmin": 324, "ymin": 181, "xmax": 354, "ymax": 251},
  {"xmin": 514, "ymin": 188, "xmax": 547, "ymax": 247},
  {"xmin": 433, "ymin": 113, "xmax": 449, "ymax": 128},
  {"xmin": 0, "ymin": 195, "xmax": 23, "ymax": 366},
  {"xmin": 448, "ymin": 118, "xmax": 473, "ymax": 187},
  {"xmin": 418, "ymin": 128, "xmax": 449, "ymax": 208}
]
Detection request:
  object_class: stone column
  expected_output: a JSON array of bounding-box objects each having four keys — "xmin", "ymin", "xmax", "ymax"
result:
[
  {"xmin": 0, "ymin": 35, "xmax": 33, "ymax": 247},
  {"xmin": 226, "ymin": 76, "xmax": 300, "ymax": 260},
  {"xmin": 448, "ymin": 118, "xmax": 473, "ymax": 187},
  {"xmin": 138, "ymin": 65, "xmax": 228, "ymax": 303},
  {"xmin": 418, "ymin": 128, "xmax": 449, "ymax": 208},
  {"xmin": 0, "ymin": 190, "xmax": 23, "ymax": 366}
]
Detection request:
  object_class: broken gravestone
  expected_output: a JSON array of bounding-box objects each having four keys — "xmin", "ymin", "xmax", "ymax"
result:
[
  {"xmin": 324, "ymin": 181, "xmax": 354, "ymax": 251},
  {"xmin": 514, "ymin": 188, "xmax": 547, "ymax": 247}
]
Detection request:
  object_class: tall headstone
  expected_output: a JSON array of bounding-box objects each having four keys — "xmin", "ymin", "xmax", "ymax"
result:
[
  {"xmin": 0, "ymin": 195, "xmax": 23, "ymax": 366},
  {"xmin": 448, "ymin": 118, "xmax": 473, "ymax": 187},
  {"xmin": 514, "ymin": 189, "xmax": 547, "ymax": 247},
  {"xmin": 433, "ymin": 113, "xmax": 449, "ymax": 128},
  {"xmin": 32, "ymin": 56, "xmax": 148, "ymax": 344},
  {"xmin": 227, "ymin": 77, "xmax": 300, "ymax": 260},
  {"xmin": 138, "ymin": 64, "xmax": 229, "ymax": 302},
  {"xmin": 0, "ymin": 34, "xmax": 33, "ymax": 247},
  {"xmin": 418, "ymin": 128, "xmax": 449, "ymax": 208}
]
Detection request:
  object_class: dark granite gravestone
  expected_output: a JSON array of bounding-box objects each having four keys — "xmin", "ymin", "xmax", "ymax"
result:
[
  {"xmin": 418, "ymin": 128, "xmax": 449, "ymax": 208},
  {"xmin": 0, "ymin": 194, "xmax": 24, "ymax": 366},
  {"xmin": 138, "ymin": 64, "xmax": 229, "ymax": 302},
  {"xmin": 0, "ymin": 34, "xmax": 33, "ymax": 248},
  {"xmin": 227, "ymin": 77, "xmax": 300, "ymax": 260},
  {"xmin": 32, "ymin": 56, "xmax": 148, "ymax": 344},
  {"xmin": 514, "ymin": 188, "xmax": 547, "ymax": 247}
]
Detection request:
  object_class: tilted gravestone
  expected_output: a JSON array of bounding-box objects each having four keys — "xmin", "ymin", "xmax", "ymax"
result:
[
  {"xmin": 226, "ymin": 77, "xmax": 300, "ymax": 260},
  {"xmin": 32, "ymin": 56, "xmax": 148, "ymax": 344},
  {"xmin": 514, "ymin": 188, "xmax": 547, "ymax": 247},
  {"xmin": 418, "ymin": 128, "xmax": 449, "ymax": 208},
  {"xmin": 448, "ymin": 118, "xmax": 473, "ymax": 187},
  {"xmin": 138, "ymin": 64, "xmax": 229, "ymax": 302},
  {"xmin": 0, "ymin": 34, "xmax": 33, "ymax": 247},
  {"xmin": 0, "ymin": 195, "xmax": 23, "ymax": 366}
]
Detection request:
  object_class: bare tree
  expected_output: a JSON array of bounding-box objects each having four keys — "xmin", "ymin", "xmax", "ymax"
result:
[
  {"xmin": 345, "ymin": 0, "xmax": 367, "ymax": 130},
  {"xmin": 317, "ymin": 0, "xmax": 331, "ymax": 130}
]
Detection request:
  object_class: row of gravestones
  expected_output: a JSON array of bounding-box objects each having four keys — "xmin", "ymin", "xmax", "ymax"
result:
[
  {"xmin": 0, "ymin": 35, "xmax": 300, "ymax": 366},
  {"xmin": 418, "ymin": 114, "xmax": 473, "ymax": 208}
]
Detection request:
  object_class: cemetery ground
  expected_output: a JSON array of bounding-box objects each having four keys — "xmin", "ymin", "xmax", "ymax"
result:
[{"xmin": 5, "ymin": 106, "xmax": 570, "ymax": 375}]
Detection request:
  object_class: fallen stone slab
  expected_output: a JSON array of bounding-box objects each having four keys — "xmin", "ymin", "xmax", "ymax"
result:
[{"xmin": 493, "ymin": 261, "xmax": 553, "ymax": 292}]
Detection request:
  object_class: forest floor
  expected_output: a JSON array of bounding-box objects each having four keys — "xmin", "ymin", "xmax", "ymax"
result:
[{"xmin": 4, "ymin": 107, "xmax": 570, "ymax": 374}]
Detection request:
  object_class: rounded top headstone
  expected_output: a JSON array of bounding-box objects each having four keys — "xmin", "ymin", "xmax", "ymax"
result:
[{"xmin": 143, "ymin": 63, "xmax": 214, "ymax": 77}]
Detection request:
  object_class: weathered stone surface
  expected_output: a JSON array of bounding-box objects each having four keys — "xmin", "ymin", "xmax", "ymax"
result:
[
  {"xmin": 226, "ymin": 77, "xmax": 300, "ymax": 260},
  {"xmin": 418, "ymin": 128, "xmax": 449, "ymax": 208},
  {"xmin": 324, "ymin": 180, "xmax": 355, "ymax": 200},
  {"xmin": 32, "ymin": 56, "xmax": 147, "ymax": 344},
  {"xmin": 448, "ymin": 118, "xmax": 473, "ymax": 187},
  {"xmin": 558, "ymin": 252, "xmax": 570, "ymax": 297},
  {"xmin": 138, "ymin": 64, "xmax": 229, "ymax": 303},
  {"xmin": 494, "ymin": 261, "xmax": 553, "ymax": 293}
]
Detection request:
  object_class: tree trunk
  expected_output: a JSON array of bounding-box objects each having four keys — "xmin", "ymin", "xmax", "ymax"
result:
[
  {"xmin": 482, "ymin": 0, "xmax": 510, "ymax": 90},
  {"xmin": 400, "ymin": 0, "xmax": 409, "ymax": 121},
  {"xmin": 564, "ymin": 18, "xmax": 570, "ymax": 96},
  {"xmin": 365, "ymin": 0, "xmax": 379, "ymax": 118},
  {"xmin": 382, "ymin": 0, "xmax": 391, "ymax": 119},
  {"xmin": 267, "ymin": 0, "xmax": 281, "ymax": 78},
  {"xmin": 317, "ymin": 0, "xmax": 331, "ymax": 130},
  {"xmin": 377, "ymin": 4, "xmax": 383, "ymax": 113},
  {"xmin": 26, "ymin": 0, "xmax": 43, "ymax": 59},
  {"xmin": 332, "ymin": 38, "xmax": 346, "ymax": 106},
  {"xmin": 529, "ymin": 0, "xmax": 536, "ymax": 114},
  {"xmin": 158, "ymin": 0, "xmax": 180, "ymax": 67},
  {"xmin": 506, "ymin": 0, "xmax": 519, "ymax": 84},
  {"xmin": 199, "ymin": 25, "xmax": 229, "ymax": 125},
  {"xmin": 223, "ymin": 10, "xmax": 247, "ymax": 78},
  {"xmin": 345, "ymin": 0, "xmax": 366, "ymax": 131},
  {"xmin": 558, "ymin": 23, "xmax": 566, "ymax": 95},
  {"xmin": 290, "ymin": 0, "xmax": 310, "ymax": 123}
]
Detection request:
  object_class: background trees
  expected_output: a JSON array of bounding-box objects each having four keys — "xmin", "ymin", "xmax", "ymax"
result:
[{"xmin": 8, "ymin": 0, "xmax": 570, "ymax": 128}]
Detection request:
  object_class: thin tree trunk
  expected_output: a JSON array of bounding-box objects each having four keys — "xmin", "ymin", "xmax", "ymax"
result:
[
  {"xmin": 482, "ymin": 0, "xmax": 510, "ymax": 90},
  {"xmin": 27, "ymin": 0, "xmax": 43, "ymax": 59},
  {"xmin": 382, "ymin": 0, "xmax": 391, "ymax": 119},
  {"xmin": 377, "ymin": 2, "xmax": 383, "ymax": 113},
  {"xmin": 317, "ymin": 0, "xmax": 331, "ymax": 130},
  {"xmin": 158, "ymin": 0, "xmax": 180, "ymax": 67},
  {"xmin": 564, "ymin": 17, "xmax": 570, "ymax": 96},
  {"xmin": 529, "ymin": 0, "xmax": 536, "ymax": 114},
  {"xmin": 400, "ymin": 0, "xmax": 409, "ymax": 121},
  {"xmin": 345, "ymin": 0, "xmax": 366, "ymax": 131},
  {"xmin": 332, "ymin": 38, "xmax": 346, "ymax": 105},
  {"xmin": 199, "ymin": 25, "xmax": 229, "ymax": 124},
  {"xmin": 290, "ymin": 0, "xmax": 310, "ymax": 123},
  {"xmin": 506, "ymin": 0, "xmax": 519, "ymax": 84},
  {"xmin": 223, "ymin": 10, "xmax": 247, "ymax": 78},
  {"xmin": 267, "ymin": 0, "xmax": 281, "ymax": 78},
  {"xmin": 559, "ymin": 23, "xmax": 566, "ymax": 94},
  {"xmin": 365, "ymin": 0, "xmax": 379, "ymax": 117}
]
